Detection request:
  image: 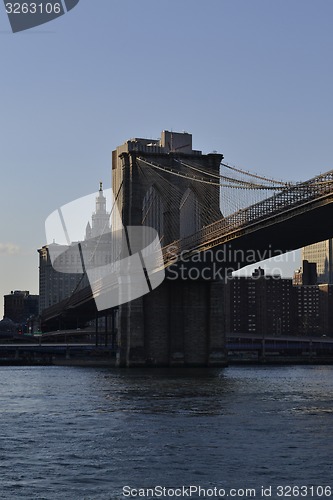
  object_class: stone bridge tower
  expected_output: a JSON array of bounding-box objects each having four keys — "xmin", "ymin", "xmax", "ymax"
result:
[{"xmin": 112, "ymin": 131, "xmax": 226, "ymax": 367}]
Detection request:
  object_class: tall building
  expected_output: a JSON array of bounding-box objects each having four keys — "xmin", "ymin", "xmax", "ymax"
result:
[
  {"xmin": 302, "ymin": 240, "xmax": 333, "ymax": 284},
  {"xmin": 37, "ymin": 244, "xmax": 84, "ymax": 313},
  {"xmin": 85, "ymin": 182, "xmax": 111, "ymax": 239},
  {"xmin": 38, "ymin": 183, "xmax": 111, "ymax": 314}
]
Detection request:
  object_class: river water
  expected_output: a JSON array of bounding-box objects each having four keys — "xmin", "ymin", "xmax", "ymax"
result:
[{"xmin": 0, "ymin": 365, "xmax": 332, "ymax": 499}]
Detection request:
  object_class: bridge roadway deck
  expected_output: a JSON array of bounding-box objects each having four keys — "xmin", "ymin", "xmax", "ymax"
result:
[{"xmin": 166, "ymin": 187, "xmax": 333, "ymax": 269}]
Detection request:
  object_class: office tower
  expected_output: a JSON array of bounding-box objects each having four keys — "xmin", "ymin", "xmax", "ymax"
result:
[{"xmin": 302, "ymin": 240, "xmax": 333, "ymax": 284}]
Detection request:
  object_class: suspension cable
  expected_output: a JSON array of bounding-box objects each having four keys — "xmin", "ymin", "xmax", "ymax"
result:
[
  {"xmin": 221, "ymin": 161, "xmax": 292, "ymax": 185},
  {"xmin": 175, "ymin": 158, "xmax": 287, "ymax": 189},
  {"xmin": 137, "ymin": 157, "xmax": 286, "ymax": 190}
]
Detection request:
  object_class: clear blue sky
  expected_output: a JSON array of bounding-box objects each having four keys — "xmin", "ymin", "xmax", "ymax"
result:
[{"xmin": 1, "ymin": 0, "xmax": 333, "ymax": 315}]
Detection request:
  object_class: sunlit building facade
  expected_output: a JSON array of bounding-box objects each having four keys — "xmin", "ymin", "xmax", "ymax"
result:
[{"xmin": 302, "ymin": 240, "xmax": 333, "ymax": 284}]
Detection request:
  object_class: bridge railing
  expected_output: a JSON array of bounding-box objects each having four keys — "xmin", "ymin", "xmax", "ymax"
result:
[{"xmin": 163, "ymin": 169, "xmax": 333, "ymax": 261}]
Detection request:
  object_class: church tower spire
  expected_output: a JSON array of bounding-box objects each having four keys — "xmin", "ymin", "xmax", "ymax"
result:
[{"xmin": 85, "ymin": 182, "xmax": 111, "ymax": 239}]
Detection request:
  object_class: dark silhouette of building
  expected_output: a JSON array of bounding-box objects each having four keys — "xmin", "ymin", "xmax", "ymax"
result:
[
  {"xmin": 302, "ymin": 260, "xmax": 317, "ymax": 285},
  {"xmin": 318, "ymin": 284, "xmax": 333, "ymax": 336},
  {"xmin": 292, "ymin": 260, "xmax": 333, "ymax": 336},
  {"xmin": 225, "ymin": 267, "xmax": 293, "ymax": 336},
  {"xmin": 0, "ymin": 317, "xmax": 16, "ymax": 334},
  {"xmin": 293, "ymin": 260, "xmax": 317, "ymax": 285},
  {"xmin": 4, "ymin": 290, "xmax": 39, "ymax": 325},
  {"xmin": 225, "ymin": 267, "xmax": 333, "ymax": 337},
  {"xmin": 302, "ymin": 240, "xmax": 333, "ymax": 284},
  {"xmin": 293, "ymin": 285, "xmax": 320, "ymax": 336}
]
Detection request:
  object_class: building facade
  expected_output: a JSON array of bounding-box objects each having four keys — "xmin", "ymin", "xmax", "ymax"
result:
[
  {"xmin": 4, "ymin": 290, "xmax": 39, "ymax": 324},
  {"xmin": 38, "ymin": 183, "xmax": 111, "ymax": 314},
  {"xmin": 38, "ymin": 244, "xmax": 84, "ymax": 313},
  {"xmin": 225, "ymin": 268, "xmax": 333, "ymax": 337},
  {"xmin": 318, "ymin": 284, "xmax": 333, "ymax": 336},
  {"xmin": 293, "ymin": 285, "xmax": 321, "ymax": 336},
  {"xmin": 225, "ymin": 268, "xmax": 293, "ymax": 336},
  {"xmin": 302, "ymin": 240, "xmax": 333, "ymax": 284},
  {"xmin": 293, "ymin": 260, "xmax": 317, "ymax": 286}
]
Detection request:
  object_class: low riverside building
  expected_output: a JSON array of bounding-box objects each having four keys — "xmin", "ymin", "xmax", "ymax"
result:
[
  {"xmin": 225, "ymin": 266, "xmax": 333, "ymax": 337},
  {"xmin": 4, "ymin": 290, "xmax": 39, "ymax": 325},
  {"xmin": 225, "ymin": 267, "xmax": 293, "ymax": 336}
]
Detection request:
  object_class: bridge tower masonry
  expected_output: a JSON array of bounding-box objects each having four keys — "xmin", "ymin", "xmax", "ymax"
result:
[{"xmin": 112, "ymin": 131, "xmax": 227, "ymax": 367}]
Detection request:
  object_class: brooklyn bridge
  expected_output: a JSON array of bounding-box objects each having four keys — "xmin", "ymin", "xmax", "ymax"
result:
[{"xmin": 40, "ymin": 131, "xmax": 333, "ymax": 367}]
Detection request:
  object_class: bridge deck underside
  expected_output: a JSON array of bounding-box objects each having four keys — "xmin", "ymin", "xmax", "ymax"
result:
[{"xmin": 178, "ymin": 195, "xmax": 333, "ymax": 271}]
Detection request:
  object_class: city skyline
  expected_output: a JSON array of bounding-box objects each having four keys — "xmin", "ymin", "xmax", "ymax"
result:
[{"xmin": 2, "ymin": 1, "xmax": 333, "ymax": 316}]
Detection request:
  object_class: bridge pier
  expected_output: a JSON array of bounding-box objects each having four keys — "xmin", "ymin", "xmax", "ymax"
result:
[{"xmin": 116, "ymin": 279, "xmax": 226, "ymax": 367}]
